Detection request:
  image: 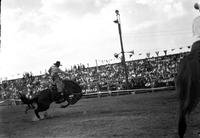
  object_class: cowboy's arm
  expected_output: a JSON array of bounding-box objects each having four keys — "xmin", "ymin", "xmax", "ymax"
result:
[
  {"xmin": 62, "ymin": 70, "xmax": 69, "ymax": 76},
  {"xmin": 57, "ymin": 68, "xmax": 69, "ymax": 76}
]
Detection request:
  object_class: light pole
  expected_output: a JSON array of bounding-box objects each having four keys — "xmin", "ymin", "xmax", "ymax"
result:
[{"xmin": 114, "ymin": 10, "xmax": 129, "ymax": 89}]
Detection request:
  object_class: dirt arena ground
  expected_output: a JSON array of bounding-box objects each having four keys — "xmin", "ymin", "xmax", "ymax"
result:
[{"xmin": 0, "ymin": 90, "xmax": 200, "ymax": 138}]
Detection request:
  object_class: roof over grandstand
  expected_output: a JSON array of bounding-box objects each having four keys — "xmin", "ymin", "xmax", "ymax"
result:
[{"xmin": 0, "ymin": 0, "xmax": 199, "ymax": 80}]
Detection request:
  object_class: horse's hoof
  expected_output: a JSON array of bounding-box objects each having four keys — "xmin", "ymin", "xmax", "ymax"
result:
[
  {"xmin": 32, "ymin": 117, "xmax": 40, "ymax": 122},
  {"xmin": 44, "ymin": 112, "xmax": 48, "ymax": 118}
]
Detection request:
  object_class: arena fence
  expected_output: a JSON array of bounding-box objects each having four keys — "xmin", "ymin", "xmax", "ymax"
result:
[
  {"xmin": 0, "ymin": 86, "xmax": 175, "ymax": 106},
  {"xmin": 82, "ymin": 86, "xmax": 175, "ymax": 98}
]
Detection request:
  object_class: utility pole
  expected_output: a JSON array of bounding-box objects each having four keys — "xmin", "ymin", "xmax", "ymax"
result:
[{"xmin": 114, "ymin": 10, "xmax": 129, "ymax": 89}]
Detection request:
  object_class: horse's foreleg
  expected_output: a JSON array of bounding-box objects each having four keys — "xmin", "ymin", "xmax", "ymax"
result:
[
  {"xmin": 34, "ymin": 104, "xmax": 50, "ymax": 120},
  {"xmin": 30, "ymin": 103, "xmax": 35, "ymax": 109},
  {"xmin": 25, "ymin": 105, "xmax": 29, "ymax": 114},
  {"xmin": 34, "ymin": 108, "xmax": 41, "ymax": 119}
]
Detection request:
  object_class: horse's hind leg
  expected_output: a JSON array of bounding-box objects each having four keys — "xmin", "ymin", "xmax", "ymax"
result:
[
  {"xmin": 60, "ymin": 96, "xmax": 70, "ymax": 108},
  {"xmin": 60, "ymin": 102, "xmax": 70, "ymax": 108},
  {"xmin": 61, "ymin": 93, "xmax": 82, "ymax": 108},
  {"xmin": 178, "ymin": 109, "xmax": 187, "ymax": 138},
  {"xmin": 34, "ymin": 108, "xmax": 41, "ymax": 119}
]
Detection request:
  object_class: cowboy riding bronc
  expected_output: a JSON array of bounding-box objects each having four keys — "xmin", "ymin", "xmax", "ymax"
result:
[{"xmin": 48, "ymin": 61, "xmax": 68, "ymax": 103}]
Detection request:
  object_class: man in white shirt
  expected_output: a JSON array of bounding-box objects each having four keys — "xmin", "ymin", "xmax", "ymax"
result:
[{"xmin": 191, "ymin": 15, "xmax": 200, "ymax": 53}]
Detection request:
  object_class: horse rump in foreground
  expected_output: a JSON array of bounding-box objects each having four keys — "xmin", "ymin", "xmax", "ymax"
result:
[
  {"xmin": 19, "ymin": 79, "xmax": 82, "ymax": 120},
  {"xmin": 176, "ymin": 41, "xmax": 200, "ymax": 138}
]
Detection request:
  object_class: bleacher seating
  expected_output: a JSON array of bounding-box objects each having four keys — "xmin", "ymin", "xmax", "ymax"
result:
[{"xmin": 0, "ymin": 52, "xmax": 189, "ymax": 100}]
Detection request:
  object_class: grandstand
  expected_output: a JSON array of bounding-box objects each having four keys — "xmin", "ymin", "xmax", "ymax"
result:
[{"xmin": 0, "ymin": 51, "xmax": 189, "ymax": 101}]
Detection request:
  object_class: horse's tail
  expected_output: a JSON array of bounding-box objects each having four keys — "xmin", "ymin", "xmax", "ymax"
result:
[{"xmin": 18, "ymin": 93, "xmax": 37, "ymax": 105}]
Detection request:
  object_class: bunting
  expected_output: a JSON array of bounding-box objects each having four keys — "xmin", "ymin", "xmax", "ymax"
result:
[
  {"xmin": 155, "ymin": 51, "xmax": 159, "ymax": 57},
  {"xmin": 114, "ymin": 53, "xmax": 119, "ymax": 58},
  {"xmin": 163, "ymin": 50, "xmax": 167, "ymax": 56},
  {"xmin": 146, "ymin": 52, "xmax": 150, "ymax": 58},
  {"xmin": 114, "ymin": 45, "xmax": 191, "ymax": 59}
]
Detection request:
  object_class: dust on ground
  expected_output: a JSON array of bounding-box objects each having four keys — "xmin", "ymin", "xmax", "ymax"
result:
[{"xmin": 0, "ymin": 90, "xmax": 200, "ymax": 138}]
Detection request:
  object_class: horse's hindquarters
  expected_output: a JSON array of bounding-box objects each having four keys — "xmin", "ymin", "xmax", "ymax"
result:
[{"xmin": 62, "ymin": 79, "xmax": 82, "ymax": 104}]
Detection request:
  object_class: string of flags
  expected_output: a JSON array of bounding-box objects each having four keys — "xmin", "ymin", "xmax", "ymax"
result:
[
  {"xmin": 97, "ymin": 45, "xmax": 191, "ymax": 65},
  {"xmin": 115, "ymin": 45, "xmax": 191, "ymax": 59}
]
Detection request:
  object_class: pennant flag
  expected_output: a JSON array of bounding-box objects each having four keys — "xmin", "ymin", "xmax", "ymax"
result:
[
  {"xmin": 146, "ymin": 52, "xmax": 150, "ymax": 58},
  {"xmin": 129, "ymin": 50, "xmax": 134, "ymax": 54},
  {"xmin": 113, "ymin": 20, "xmax": 119, "ymax": 23},
  {"xmin": 164, "ymin": 50, "xmax": 167, "ymax": 55},
  {"xmin": 114, "ymin": 53, "xmax": 119, "ymax": 58},
  {"xmin": 155, "ymin": 51, "xmax": 159, "ymax": 56}
]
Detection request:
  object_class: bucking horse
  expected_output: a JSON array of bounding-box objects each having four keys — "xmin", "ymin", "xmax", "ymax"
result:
[{"xmin": 18, "ymin": 79, "xmax": 82, "ymax": 120}]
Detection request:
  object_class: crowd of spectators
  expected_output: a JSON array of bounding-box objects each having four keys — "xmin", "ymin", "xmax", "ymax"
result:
[{"xmin": 0, "ymin": 52, "xmax": 188, "ymax": 100}]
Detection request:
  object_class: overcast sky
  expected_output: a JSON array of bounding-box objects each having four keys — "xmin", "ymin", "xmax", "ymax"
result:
[{"xmin": 0, "ymin": 0, "xmax": 200, "ymax": 80}]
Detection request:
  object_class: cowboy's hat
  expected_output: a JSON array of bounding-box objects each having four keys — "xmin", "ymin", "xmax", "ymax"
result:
[{"xmin": 54, "ymin": 61, "xmax": 62, "ymax": 66}]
